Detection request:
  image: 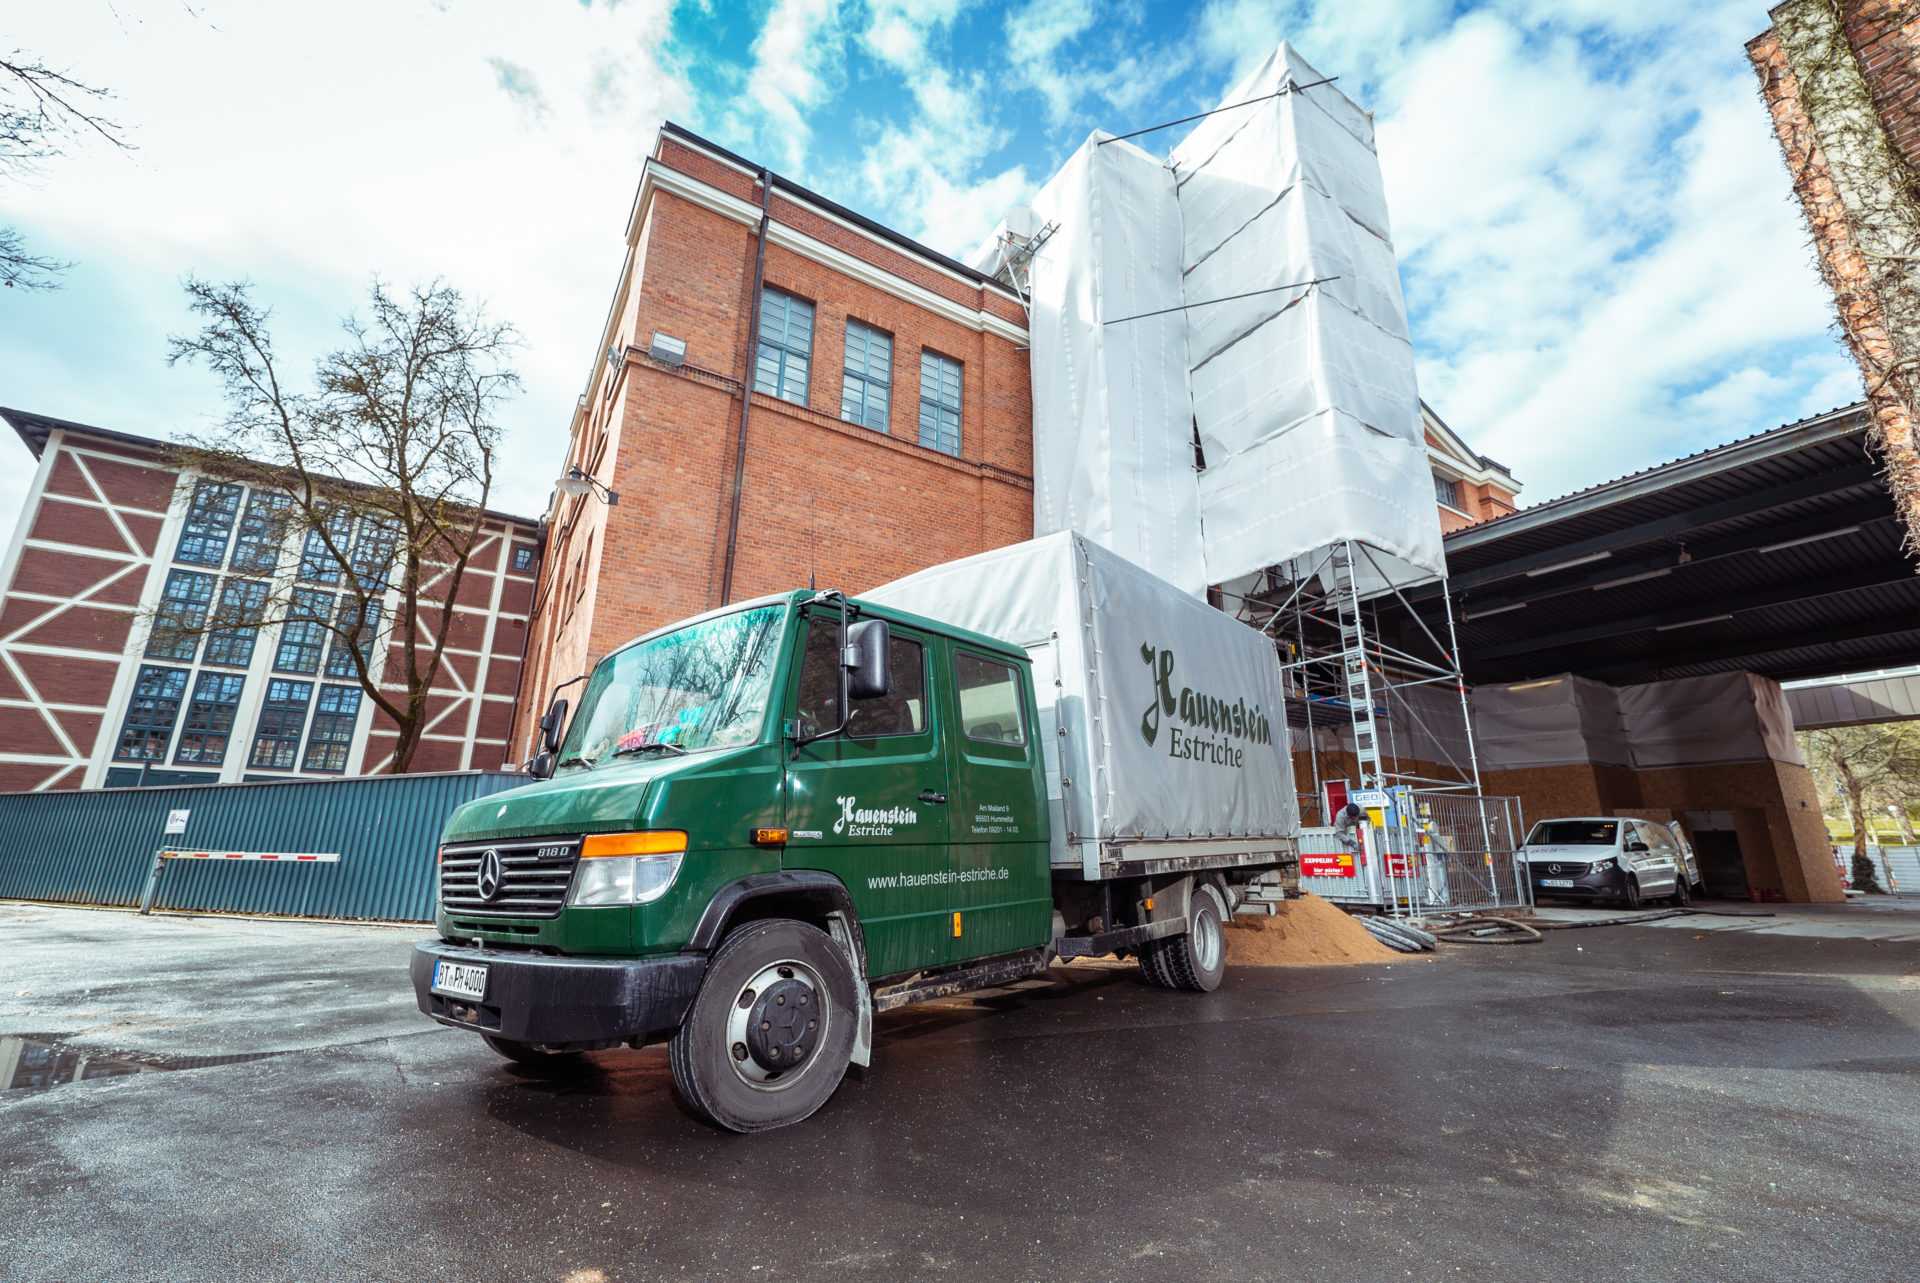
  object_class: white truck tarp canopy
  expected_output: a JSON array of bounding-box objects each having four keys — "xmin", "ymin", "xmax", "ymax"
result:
[{"xmin": 865, "ymin": 532, "xmax": 1300, "ymax": 877}]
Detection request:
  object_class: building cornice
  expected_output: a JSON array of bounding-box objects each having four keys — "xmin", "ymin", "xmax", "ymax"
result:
[{"xmin": 639, "ymin": 161, "xmax": 1030, "ymax": 346}]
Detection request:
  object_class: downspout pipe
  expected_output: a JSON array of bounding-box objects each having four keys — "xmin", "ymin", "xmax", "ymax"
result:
[{"xmin": 719, "ymin": 167, "xmax": 774, "ymax": 606}]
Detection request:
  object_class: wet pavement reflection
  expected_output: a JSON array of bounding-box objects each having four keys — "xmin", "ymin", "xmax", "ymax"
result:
[{"xmin": 0, "ymin": 1034, "xmax": 279, "ymax": 1092}]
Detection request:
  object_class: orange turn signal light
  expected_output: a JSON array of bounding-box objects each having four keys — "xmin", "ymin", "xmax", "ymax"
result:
[
  {"xmin": 580, "ymin": 830, "xmax": 688, "ymax": 859},
  {"xmin": 952, "ymin": 911, "xmax": 963, "ymax": 938},
  {"xmin": 751, "ymin": 828, "xmax": 789, "ymax": 847}
]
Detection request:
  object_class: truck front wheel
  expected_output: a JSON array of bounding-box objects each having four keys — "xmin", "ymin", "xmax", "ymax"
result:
[
  {"xmin": 669, "ymin": 919, "xmax": 859, "ymax": 1133},
  {"xmin": 1138, "ymin": 883, "xmax": 1229, "ymax": 993}
]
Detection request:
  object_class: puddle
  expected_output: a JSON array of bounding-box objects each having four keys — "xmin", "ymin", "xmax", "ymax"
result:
[{"xmin": 1, "ymin": 1034, "xmax": 281, "ymax": 1092}]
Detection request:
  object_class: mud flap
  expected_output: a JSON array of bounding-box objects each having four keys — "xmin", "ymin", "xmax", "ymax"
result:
[{"xmin": 827, "ymin": 911, "xmax": 873, "ymax": 1070}]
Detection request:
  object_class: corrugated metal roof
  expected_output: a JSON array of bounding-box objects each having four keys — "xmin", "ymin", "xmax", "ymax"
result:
[{"xmin": 1412, "ymin": 401, "xmax": 1918, "ymax": 686}]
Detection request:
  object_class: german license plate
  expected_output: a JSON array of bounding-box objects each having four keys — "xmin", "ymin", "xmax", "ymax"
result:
[
  {"xmin": 432, "ymin": 960, "xmax": 488, "ymax": 1000},
  {"xmin": 1539, "ymin": 878, "xmax": 1575, "ymax": 888}
]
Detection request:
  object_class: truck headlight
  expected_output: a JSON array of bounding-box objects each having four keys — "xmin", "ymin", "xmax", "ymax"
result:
[
  {"xmin": 1590, "ymin": 856, "xmax": 1614, "ymax": 872},
  {"xmin": 571, "ymin": 831, "xmax": 687, "ymax": 907}
]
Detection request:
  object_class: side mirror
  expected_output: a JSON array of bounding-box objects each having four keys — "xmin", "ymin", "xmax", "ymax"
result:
[
  {"xmin": 845, "ymin": 619, "xmax": 891, "ymax": 700},
  {"xmin": 528, "ymin": 750, "xmax": 556, "ymax": 780},
  {"xmin": 539, "ymin": 697, "xmax": 569, "ymax": 753}
]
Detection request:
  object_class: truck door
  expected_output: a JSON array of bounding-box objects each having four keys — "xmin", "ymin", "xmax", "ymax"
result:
[
  {"xmin": 783, "ymin": 611, "xmax": 953, "ymax": 980},
  {"xmin": 945, "ymin": 644, "xmax": 1053, "ymax": 961}
]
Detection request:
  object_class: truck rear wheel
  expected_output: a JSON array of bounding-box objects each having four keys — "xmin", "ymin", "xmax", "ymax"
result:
[
  {"xmin": 669, "ymin": 919, "xmax": 858, "ymax": 1133},
  {"xmin": 1138, "ymin": 883, "xmax": 1229, "ymax": 993}
]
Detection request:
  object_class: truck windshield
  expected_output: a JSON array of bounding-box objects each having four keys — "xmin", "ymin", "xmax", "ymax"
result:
[
  {"xmin": 1527, "ymin": 820, "xmax": 1618, "ymax": 846},
  {"xmin": 558, "ymin": 603, "xmax": 786, "ymax": 768}
]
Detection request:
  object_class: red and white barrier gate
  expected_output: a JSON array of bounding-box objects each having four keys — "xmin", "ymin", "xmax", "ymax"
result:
[{"xmin": 139, "ymin": 848, "xmax": 342, "ymax": 914}]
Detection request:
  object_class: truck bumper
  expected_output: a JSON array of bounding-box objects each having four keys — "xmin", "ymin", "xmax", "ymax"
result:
[{"xmin": 411, "ymin": 940, "xmax": 707, "ymax": 1050}]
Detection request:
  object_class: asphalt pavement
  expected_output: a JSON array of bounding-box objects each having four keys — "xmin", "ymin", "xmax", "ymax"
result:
[{"xmin": 3, "ymin": 900, "xmax": 1919, "ymax": 1282}]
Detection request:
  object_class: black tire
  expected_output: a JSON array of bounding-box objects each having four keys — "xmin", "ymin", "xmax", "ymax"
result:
[
  {"xmin": 669, "ymin": 919, "xmax": 858, "ymax": 1134},
  {"xmin": 1670, "ymin": 873, "xmax": 1692, "ymax": 907},
  {"xmin": 482, "ymin": 1035, "xmax": 585, "ymax": 1069},
  {"xmin": 1621, "ymin": 875, "xmax": 1642, "ymax": 910},
  {"xmin": 1141, "ymin": 884, "xmax": 1229, "ymax": 993}
]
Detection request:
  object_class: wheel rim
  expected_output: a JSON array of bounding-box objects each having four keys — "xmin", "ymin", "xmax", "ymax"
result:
[
  {"xmin": 725, "ymin": 958, "xmax": 830, "ymax": 1093},
  {"xmin": 1193, "ymin": 897, "xmax": 1223, "ymax": 972}
]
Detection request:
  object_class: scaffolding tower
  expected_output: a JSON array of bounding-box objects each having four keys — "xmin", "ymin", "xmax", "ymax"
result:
[{"xmin": 1224, "ymin": 538, "xmax": 1486, "ymax": 820}]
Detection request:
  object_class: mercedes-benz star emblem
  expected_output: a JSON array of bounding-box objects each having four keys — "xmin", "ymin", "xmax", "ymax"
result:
[
  {"xmin": 1547, "ymin": 863, "xmax": 1562, "ymax": 876},
  {"xmin": 476, "ymin": 848, "xmax": 504, "ymax": 902}
]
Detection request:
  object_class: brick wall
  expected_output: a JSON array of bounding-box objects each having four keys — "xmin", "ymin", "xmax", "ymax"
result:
[
  {"xmin": 513, "ymin": 160, "xmax": 1035, "ymax": 758},
  {"xmin": 1750, "ymin": 1, "xmax": 1920, "ymax": 543}
]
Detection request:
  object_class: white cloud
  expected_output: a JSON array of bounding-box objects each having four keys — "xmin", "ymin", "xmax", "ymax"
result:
[
  {"xmin": 1005, "ymin": 0, "xmax": 1096, "ymax": 123},
  {"xmin": 0, "ymin": 0, "xmax": 694, "ymax": 526},
  {"xmin": 744, "ymin": 0, "xmax": 846, "ymax": 167}
]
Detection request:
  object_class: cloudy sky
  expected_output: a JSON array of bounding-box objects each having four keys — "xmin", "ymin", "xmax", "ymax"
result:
[{"xmin": 0, "ymin": 0, "xmax": 1857, "ymax": 531}]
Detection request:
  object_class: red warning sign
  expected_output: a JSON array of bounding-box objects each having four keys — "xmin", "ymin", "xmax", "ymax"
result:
[{"xmin": 1301, "ymin": 851, "xmax": 1357, "ymax": 879}]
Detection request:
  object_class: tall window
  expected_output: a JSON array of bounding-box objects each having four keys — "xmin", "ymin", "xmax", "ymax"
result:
[
  {"xmin": 840, "ymin": 320, "xmax": 892, "ymax": 431},
  {"xmin": 175, "ymin": 482, "xmax": 242, "ymax": 566},
  {"xmin": 147, "ymin": 569, "xmax": 215, "ymax": 661},
  {"xmin": 203, "ymin": 578, "xmax": 270, "ymax": 668},
  {"xmin": 350, "ymin": 517, "xmax": 399, "ymax": 593},
  {"xmin": 249, "ymin": 678, "xmax": 313, "ymax": 769},
  {"xmin": 325, "ymin": 598, "xmax": 380, "ymax": 679},
  {"xmin": 1433, "ymin": 473, "xmax": 1462, "ymax": 509},
  {"xmin": 229, "ymin": 491, "xmax": 293, "ymax": 573},
  {"xmin": 275, "ymin": 588, "xmax": 333, "ymax": 674},
  {"xmin": 115, "ymin": 666, "xmax": 189, "ymax": 761},
  {"xmin": 299, "ymin": 510, "xmax": 354, "ymax": 584},
  {"xmin": 754, "ymin": 288, "xmax": 813, "ymax": 405},
  {"xmin": 174, "ymin": 671, "xmax": 246, "ymax": 765},
  {"xmin": 918, "ymin": 350, "xmax": 962, "ymax": 457},
  {"xmin": 303, "ymin": 685, "xmax": 362, "ymax": 772}
]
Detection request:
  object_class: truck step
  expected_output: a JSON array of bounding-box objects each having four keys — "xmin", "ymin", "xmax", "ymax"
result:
[{"xmin": 870, "ymin": 949, "xmax": 1051, "ymax": 1013}]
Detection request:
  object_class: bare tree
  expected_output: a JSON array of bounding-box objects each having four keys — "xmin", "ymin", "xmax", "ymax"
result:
[
  {"xmin": 1, "ymin": 50, "xmax": 131, "ymax": 291},
  {"xmin": 160, "ymin": 277, "xmax": 520, "ymax": 772},
  {"xmin": 1802, "ymin": 722, "xmax": 1920, "ymax": 892}
]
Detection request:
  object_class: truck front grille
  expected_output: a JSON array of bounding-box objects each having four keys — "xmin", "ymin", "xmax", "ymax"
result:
[
  {"xmin": 439, "ymin": 838, "xmax": 581, "ymax": 919},
  {"xmin": 1532, "ymin": 861, "xmax": 1592, "ymax": 878}
]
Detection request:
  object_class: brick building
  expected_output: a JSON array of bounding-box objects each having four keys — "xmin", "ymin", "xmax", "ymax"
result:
[
  {"xmin": 1749, "ymin": 0, "xmax": 1920, "ymax": 547},
  {"xmin": 512, "ymin": 123, "xmax": 1521, "ymax": 760},
  {"xmin": 0, "ymin": 409, "xmax": 538, "ymax": 791}
]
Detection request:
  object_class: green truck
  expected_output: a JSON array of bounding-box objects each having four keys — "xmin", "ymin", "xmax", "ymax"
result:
[{"xmin": 412, "ymin": 534, "xmax": 1300, "ymax": 1131}]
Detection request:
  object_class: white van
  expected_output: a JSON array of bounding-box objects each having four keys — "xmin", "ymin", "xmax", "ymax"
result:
[{"xmin": 1521, "ymin": 817, "xmax": 1703, "ymax": 908}]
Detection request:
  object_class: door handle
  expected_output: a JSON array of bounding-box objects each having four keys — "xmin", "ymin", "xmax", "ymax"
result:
[{"xmin": 918, "ymin": 789, "xmax": 948, "ymax": 805}]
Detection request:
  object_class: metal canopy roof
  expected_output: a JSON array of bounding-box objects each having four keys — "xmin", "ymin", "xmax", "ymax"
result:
[{"xmin": 1407, "ymin": 403, "xmax": 1920, "ymax": 686}]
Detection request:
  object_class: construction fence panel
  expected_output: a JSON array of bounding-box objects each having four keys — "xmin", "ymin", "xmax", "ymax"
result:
[
  {"xmin": 0, "ymin": 771, "xmax": 525, "ymax": 921},
  {"xmin": 1393, "ymin": 792, "xmax": 1531, "ymax": 915},
  {"xmin": 1856, "ymin": 845, "xmax": 1919, "ymax": 896}
]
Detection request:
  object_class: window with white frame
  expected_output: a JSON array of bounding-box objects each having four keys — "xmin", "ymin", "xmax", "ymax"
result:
[
  {"xmin": 175, "ymin": 482, "xmax": 242, "ymax": 567},
  {"xmin": 148, "ymin": 570, "xmax": 214, "ymax": 661},
  {"xmin": 302, "ymin": 685, "xmax": 362, "ymax": 772},
  {"xmin": 249, "ymin": 679, "xmax": 313, "ymax": 769},
  {"xmin": 174, "ymin": 671, "xmax": 246, "ymax": 766},
  {"xmin": 1434, "ymin": 473, "xmax": 1463, "ymax": 509},
  {"xmin": 115, "ymin": 666, "xmax": 189, "ymax": 761}
]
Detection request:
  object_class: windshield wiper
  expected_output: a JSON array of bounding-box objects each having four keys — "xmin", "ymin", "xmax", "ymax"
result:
[
  {"xmin": 609, "ymin": 741, "xmax": 688, "ymax": 760},
  {"xmin": 554, "ymin": 756, "xmax": 593, "ymax": 770}
]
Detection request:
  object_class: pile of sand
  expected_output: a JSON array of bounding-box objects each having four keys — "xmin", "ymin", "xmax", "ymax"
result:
[{"xmin": 1224, "ymin": 893, "xmax": 1403, "ymax": 966}]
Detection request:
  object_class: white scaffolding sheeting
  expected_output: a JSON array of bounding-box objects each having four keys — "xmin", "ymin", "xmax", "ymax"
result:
[
  {"xmin": 1171, "ymin": 44, "xmax": 1444, "ymax": 589},
  {"xmin": 1023, "ymin": 134, "xmax": 1209, "ymax": 596}
]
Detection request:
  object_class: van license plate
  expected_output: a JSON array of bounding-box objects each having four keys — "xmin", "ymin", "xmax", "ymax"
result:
[
  {"xmin": 432, "ymin": 960, "xmax": 488, "ymax": 1000},
  {"xmin": 1539, "ymin": 878, "xmax": 1574, "ymax": 888}
]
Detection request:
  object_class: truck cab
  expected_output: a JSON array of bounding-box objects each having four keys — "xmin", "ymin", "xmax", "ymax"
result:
[{"xmin": 414, "ymin": 589, "xmax": 1079, "ymax": 1130}]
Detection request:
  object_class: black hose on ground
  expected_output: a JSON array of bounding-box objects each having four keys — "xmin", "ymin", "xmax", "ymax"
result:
[
  {"xmin": 1359, "ymin": 916, "xmax": 1433, "ymax": 953},
  {"xmin": 1424, "ymin": 916, "xmax": 1543, "ymax": 945}
]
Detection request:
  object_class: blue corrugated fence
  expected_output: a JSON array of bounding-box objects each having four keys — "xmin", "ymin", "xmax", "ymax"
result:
[{"xmin": 0, "ymin": 771, "xmax": 525, "ymax": 921}]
